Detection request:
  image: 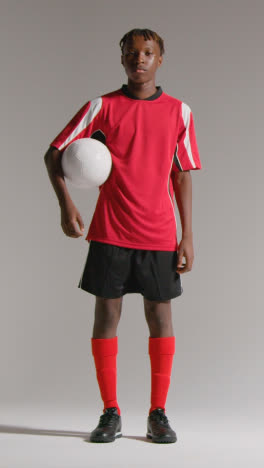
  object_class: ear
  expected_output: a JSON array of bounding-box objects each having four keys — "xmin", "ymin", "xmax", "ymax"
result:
[
  {"xmin": 121, "ymin": 55, "xmax": 124, "ymax": 66},
  {"xmin": 158, "ymin": 55, "xmax": 163, "ymax": 67}
]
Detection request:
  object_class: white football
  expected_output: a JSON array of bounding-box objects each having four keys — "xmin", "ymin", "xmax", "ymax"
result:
[{"xmin": 61, "ymin": 138, "xmax": 112, "ymax": 189}]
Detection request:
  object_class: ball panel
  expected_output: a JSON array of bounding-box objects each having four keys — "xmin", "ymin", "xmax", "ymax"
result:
[{"xmin": 61, "ymin": 138, "xmax": 112, "ymax": 189}]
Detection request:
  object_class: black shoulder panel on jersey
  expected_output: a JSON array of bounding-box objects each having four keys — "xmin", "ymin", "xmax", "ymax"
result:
[
  {"xmin": 90, "ymin": 130, "xmax": 106, "ymax": 145},
  {"xmin": 173, "ymin": 144, "xmax": 183, "ymax": 171}
]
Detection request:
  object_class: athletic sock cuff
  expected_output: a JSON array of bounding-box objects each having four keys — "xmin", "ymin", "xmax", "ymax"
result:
[
  {"xmin": 91, "ymin": 336, "xmax": 118, "ymax": 356},
  {"xmin": 148, "ymin": 336, "xmax": 175, "ymax": 355}
]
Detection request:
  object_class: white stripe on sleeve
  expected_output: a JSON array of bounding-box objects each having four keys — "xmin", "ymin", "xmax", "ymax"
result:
[
  {"xmin": 181, "ymin": 102, "xmax": 196, "ymax": 168},
  {"xmin": 58, "ymin": 97, "xmax": 103, "ymax": 150}
]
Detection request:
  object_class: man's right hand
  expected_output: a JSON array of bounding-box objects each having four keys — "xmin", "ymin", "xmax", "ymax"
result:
[
  {"xmin": 44, "ymin": 146, "xmax": 85, "ymax": 238},
  {"xmin": 60, "ymin": 200, "xmax": 85, "ymax": 238}
]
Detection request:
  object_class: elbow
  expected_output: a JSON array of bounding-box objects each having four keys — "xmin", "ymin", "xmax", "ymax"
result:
[
  {"xmin": 44, "ymin": 150, "xmax": 50, "ymax": 168},
  {"xmin": 174, "ymin": 170, "xmax": 190, "ymax": 185},
  {"xmin": 44, "ymin": 150, "xmax": 49, "ymax": 165},
  {"xmin": 44, "ymin": 146, "xmax": 53, "ymax": 165},
  {"xmin": 44, "ymin": 146, "xmax": 61, "ymax": 167}
]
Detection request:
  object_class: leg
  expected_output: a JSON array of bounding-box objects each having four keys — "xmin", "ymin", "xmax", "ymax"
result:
[
  {"xmin": 93, "ymin": 296, "xmax": 123, "ymax": 338},
  {"xmin": 143, "ymin": 297, "xmax": 175, "ymax": 415},
  {"xmin": 143, "ymin": 297, "xmax": 174, "ymax": 337},
  {"xmin": 91, "ymin": 296, "xmax": 123, "ymax": 417}
]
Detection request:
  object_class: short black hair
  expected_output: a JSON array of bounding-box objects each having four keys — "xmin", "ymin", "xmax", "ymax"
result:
[{"xmin": 119, "ymin": 28, "xmax": 165, "ymax": 56}]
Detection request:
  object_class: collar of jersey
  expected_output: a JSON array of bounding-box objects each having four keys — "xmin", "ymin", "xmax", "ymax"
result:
[{"xmin": 121, "ymin": 84, "xmax": 163, "ymax": 101}]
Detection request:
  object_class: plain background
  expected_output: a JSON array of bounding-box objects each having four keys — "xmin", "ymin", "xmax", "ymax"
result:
[{"xmin": 0, "ymin": 0, "xmax": 262, "ymax": 467}]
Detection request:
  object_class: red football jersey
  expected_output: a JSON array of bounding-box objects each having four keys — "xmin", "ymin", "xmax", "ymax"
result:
[{"xmin": 50, "ymin": 85, "xmax": 201, "ymax": 251}]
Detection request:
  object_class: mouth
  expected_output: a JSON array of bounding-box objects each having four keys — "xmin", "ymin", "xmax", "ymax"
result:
[
  {"xmin": 133, "ymin": 68, "xmax": 147, "ymax": 74},
  {"xmin": 131, "ymin": 66, "xmax": 147, "ymax": 72}
]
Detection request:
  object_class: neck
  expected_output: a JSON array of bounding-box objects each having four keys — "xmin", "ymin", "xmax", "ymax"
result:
[{"xmin": 127, "ymin": 80, "xmax": 157, "ymax": 99}]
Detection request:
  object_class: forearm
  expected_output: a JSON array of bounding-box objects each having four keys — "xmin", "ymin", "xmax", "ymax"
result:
[
  {"xmin": 44, "ymin": 146, "xmax": 72, "ymax": 207},
  {"xmin": 173, "ymin": 170, "xmax": 192, "ymax": 238}
]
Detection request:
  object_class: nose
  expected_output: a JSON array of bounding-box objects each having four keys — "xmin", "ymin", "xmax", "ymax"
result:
[{"xmin": 135, "ymin": 52, "xmax": 145, "ymax": 64}]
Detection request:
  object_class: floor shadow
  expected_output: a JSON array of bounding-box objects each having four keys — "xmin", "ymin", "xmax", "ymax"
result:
[
  {"xmin": 0, "ymin": 425, "xmax": 151, "ymax": 443},
  {"xmin": 0, "ymin": 424, "xmax": 90, "ymax": 439}
]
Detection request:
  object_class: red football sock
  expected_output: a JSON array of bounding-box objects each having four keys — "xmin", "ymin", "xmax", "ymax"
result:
[
  {"xmin": 91, "ymin": 336, "xmax": 121, "ymax": 415},
  {"xmin": 148, "ymin": 336, "xmax": 176, "ymax": 414}
]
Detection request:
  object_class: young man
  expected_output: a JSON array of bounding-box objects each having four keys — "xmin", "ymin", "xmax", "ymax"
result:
[{"xmin": 44, "ymin": 28, "xmax": 201, "ymax": 444}]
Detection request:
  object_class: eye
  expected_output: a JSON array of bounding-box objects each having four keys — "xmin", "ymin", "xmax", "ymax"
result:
[
  {"xmin": 145, "ymin": 51, "xmax": 153, "ymax": 56},
  {"xmin": 125, "ymin": 50, "xmax": 136, "ymax": 56}
]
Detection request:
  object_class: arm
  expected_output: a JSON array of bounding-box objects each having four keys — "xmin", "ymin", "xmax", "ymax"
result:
[
  {"xmin": 44, "ymin": 146, "xmax": 84, "ymax": 238},
  {"xmin": 173, "ymin": 170, "xmax": 194, "ymax": 274}
]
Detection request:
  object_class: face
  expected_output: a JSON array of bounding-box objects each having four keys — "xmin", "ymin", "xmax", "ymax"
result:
[{"xmin": 121, "ymin": 35, "xmax": 163, "ymax": 84}]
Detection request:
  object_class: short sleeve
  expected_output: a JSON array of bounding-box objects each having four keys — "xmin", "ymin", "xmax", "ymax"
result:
[
  {"xmin": 50, "ymin": 97, "xmax": 103, "ymax": 151},
  {"xmin": 172, "ymin": 102, "xmax": 202, "ymax": 172}
]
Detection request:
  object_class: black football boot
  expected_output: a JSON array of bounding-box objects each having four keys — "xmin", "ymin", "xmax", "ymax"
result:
[
  {"xmin": 147, "ymin": 408, "xmax": 177, "ymax": 443},
  {"xmin": 90, "ymin": 407, "xmax": 122, "ymax": 443}
]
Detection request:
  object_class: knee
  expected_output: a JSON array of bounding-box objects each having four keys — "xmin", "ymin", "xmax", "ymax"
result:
[
  {"xmin": 144, "ymin": 298, "xmax": 173, "ymax": 336},
  {"xmin": 94, "ymin": 297, "xmax": 122, "ymax": 330},
  {"xmin": 101, "ymin": 309, "xmax": 120, "ymax": 329},
  {"xmin": 146, "ymin": 312, "xmax": 169, "ymax": 331}
]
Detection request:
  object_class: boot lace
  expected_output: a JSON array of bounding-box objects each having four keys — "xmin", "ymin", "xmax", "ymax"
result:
[
  {"xmin": 98, "ymin": 408, "xmax": 119, "ymax": 427},
  {"xmin": 151, "ymin": 409, "xmax": 169, "ymax": 425}
]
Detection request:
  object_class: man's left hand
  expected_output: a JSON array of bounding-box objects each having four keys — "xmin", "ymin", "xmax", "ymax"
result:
[{"xmin": 176, "ymin": 236, "xmax": 194, "ymax": 274}]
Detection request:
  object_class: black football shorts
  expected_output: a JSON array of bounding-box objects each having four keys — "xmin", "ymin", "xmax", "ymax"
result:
[{"xmin": 78, "ymin": 240, "xmax": 183, "ymax": 301}]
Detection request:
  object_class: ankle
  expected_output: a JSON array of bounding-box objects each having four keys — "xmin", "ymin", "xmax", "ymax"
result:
[{"xmin": 105, "ymin": 405, "xmax": 121, "ymax": 415}]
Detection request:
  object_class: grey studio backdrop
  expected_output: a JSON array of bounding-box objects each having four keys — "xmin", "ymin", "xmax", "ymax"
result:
[{"xmin": 0, "ymin": 0, "xmax": 261, "ymax": 444}]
